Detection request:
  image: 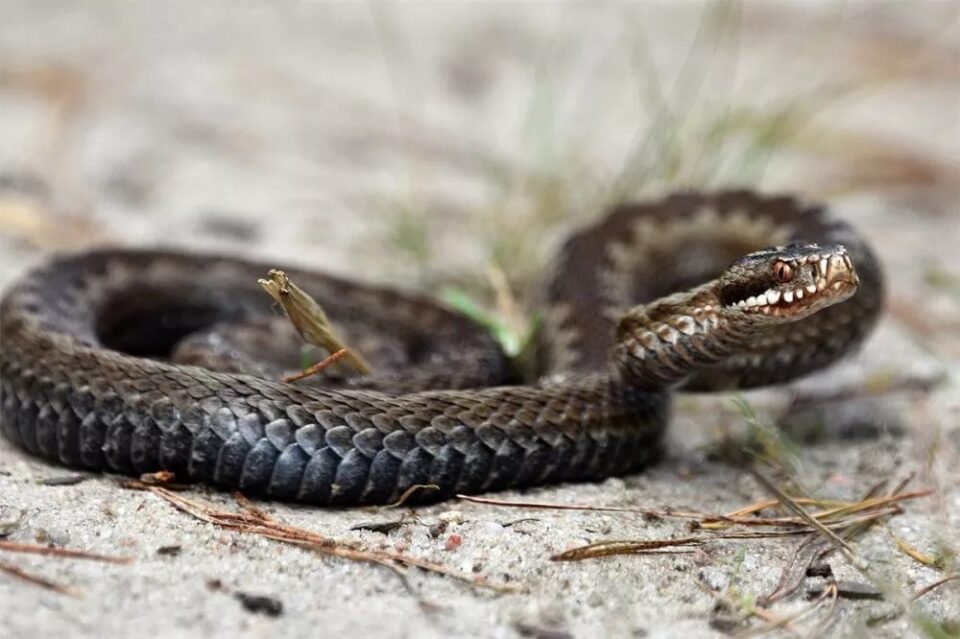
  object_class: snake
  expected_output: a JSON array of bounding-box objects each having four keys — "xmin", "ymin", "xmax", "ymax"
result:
[{"xmin": 0, "ymin": 191, "xmax": 883, "ymax": 505}]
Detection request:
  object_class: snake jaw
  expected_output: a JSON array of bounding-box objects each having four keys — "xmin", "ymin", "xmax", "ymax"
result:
[{"xmin": 723, "ymin": 244, "xmax": 858, "ymax": 321}]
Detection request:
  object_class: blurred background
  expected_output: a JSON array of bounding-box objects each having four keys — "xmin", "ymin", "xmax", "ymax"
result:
[
  {"xmin": 0, "ymin": 3, "xmax": 958, "ymax": 637},
  {"xmin": 1, "ymin": 3, "xmax": 957, "ymax": 308}
]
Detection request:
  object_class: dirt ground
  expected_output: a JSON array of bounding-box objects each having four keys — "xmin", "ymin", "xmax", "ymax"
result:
[{"xmin": 0, "ymin": 2, "xmax": 958, "ymax": 638}]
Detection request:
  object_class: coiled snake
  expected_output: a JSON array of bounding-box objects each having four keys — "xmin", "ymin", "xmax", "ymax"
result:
[{"xmin": 0, "ymin": 192, "xmax": 883, "ymax": 505}]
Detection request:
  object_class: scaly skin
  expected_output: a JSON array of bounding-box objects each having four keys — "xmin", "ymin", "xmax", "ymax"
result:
[{"xmin": 0, "ymin": 191, "xmax": 884, "ymax": 505}]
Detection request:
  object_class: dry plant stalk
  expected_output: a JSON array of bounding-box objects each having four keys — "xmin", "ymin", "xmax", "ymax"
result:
[{"xmin": 258, "ymin": 269, "xmax": 372, "ymax": 376}]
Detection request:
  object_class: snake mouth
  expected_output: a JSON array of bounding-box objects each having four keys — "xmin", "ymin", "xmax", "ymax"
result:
[{"xmin": 730, "ymin": 249, "xmax": 858, "ymax": 319}]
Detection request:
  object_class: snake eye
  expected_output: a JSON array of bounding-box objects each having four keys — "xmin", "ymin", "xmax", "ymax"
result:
[{"xmin": 773, "ymin": 261, "xmax": 793, "ymax": 283}]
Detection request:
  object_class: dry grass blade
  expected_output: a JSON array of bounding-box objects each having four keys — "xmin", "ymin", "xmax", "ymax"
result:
[
  {"xmin": 0, "ymin": 561, "xmax": 77, "ymax": 596},
  {"xmin": 887, "ymin": 526, "xmax": 940, "ymax": 569},
  {"xmin": 458, "ymin": 490, "xmax": 928, "ymax": 532},
  {"xmin": 738, "ymin": 582, "xmax": 840, "ymax": 639},
  {"xmin": 232, "ymin": 492, "xmax": 274, "ymax": 522},
  {"xmin": 813, "ymin": 581, "xmax": 841, "ymax": 638},
  {"xmin": 912, "ymin": 574, "xmax": 959, "ymax": 601},
  {"xmin": 749, "ymin": 468, "xmax": 866, "ymax": 570},
  {"xmin": 696, "ymin": 581, "xmax": 801, "ymax": 637},
  {"xmin": 457, "ymin": 494, "xmax": 705, "ymax": 520},
  {"xmin": 0, "ymin": 540, "xmax": 131, "ymax": 564},
  {"xmin": 552, "ymin": 537, "xmax": 703, "ymax": 561},
  {"xmin": 460, "ymin": 475, "xmax": 933, "ymax": 612},
  {"xmin": 258, "ymin": 269, "xmax": 371, "ymax": 375},
  {"xmin": 762, "ymin": 536, "xmax": 824, "ymax": 606},
  {"xmin": 723, "ymin": 497, "xmax": 848, "ymax": 518},
  {"xmin": 709, "ymin": 492, "xmax": 928, "ymax": 530},
  {"xmin": 381, "ymin": 484, "xmax": 439, "ymax": 509},
  {"xmin": 805, "ymin": 491, "xmax": 927, "ymax": 522},
  {"xmin": 147, "ymin": 487, "xmax": 520, "ymax": 594},
  {"xmin": 761, "ymin": 479, "xmax": 895, "ymax": 607},
  {"xmin": 551, "ymin": 507, "xmax": 904, "ymax": 563}
]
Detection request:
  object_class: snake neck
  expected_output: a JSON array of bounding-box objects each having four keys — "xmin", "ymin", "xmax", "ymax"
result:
[{"xmin": 612, "ymin": 282, "xmax": 765, "ymax": 390}]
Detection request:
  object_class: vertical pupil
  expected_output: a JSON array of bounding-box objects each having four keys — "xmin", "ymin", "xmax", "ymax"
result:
[{"xmin": 775, "ymin": 263, "xmax": 790, "ymax": 282}]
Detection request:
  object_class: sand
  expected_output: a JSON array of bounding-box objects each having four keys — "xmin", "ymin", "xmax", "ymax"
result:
[{"xmin": 0, "ymin": 2, "xmax": 957, "ymax": 637}]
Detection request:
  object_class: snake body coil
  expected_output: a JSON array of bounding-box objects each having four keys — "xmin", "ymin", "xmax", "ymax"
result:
[{"xmin": 0, "ymin": 192, "xmax": 883, "ymax": 504}]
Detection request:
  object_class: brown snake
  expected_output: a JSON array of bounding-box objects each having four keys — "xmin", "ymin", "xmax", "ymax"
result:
[{"xmin": 0, "ymin": 192, "xmax": 883, "ymax": 505}]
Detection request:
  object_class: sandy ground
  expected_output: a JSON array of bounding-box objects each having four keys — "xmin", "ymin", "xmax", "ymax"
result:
[{"xmin": 1, "ymin": 2, "xmax": 958, "ymax": 638}]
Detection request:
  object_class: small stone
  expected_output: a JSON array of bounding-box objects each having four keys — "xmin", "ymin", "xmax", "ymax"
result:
[
  {"xmin": 806, "ymin": 562, "xmax": 833, "ymax": 578},
  {"xmin": 235, "ymin": 592, "xmax": 283, "ymax": 617},
  {"xmin": 603, "ymin": 477, "xmax": 626, "ymax": 491},
  {"xmin": 597, "ymin": 518, "xmax": 613, "ymax": 535},
  {"xmin": 698, "ymin": 567, "xmax": 727, "ymax": 592},
  {"xmin": 437, "ymin": 510, "xmax": 465, "ymax": 524}
]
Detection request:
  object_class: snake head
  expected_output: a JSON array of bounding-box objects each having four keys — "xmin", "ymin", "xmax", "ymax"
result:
[{"xmin": 718, "ymin": 243, "xmax": 859, "ymax": 321}]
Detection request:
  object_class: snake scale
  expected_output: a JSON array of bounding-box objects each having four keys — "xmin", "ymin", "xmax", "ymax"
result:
[{"xmin": 0, "ymin": 191, "xmax": 883, "ymax": 505}]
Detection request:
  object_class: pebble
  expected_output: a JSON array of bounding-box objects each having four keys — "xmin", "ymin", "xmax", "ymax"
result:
[
  {"xmin": 437, "ymin": 510, "xmax": 465, "ymax": 524},
  {"xmin": 444, "ymin": 533, "xmax": 463, "ymax": 551}
]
